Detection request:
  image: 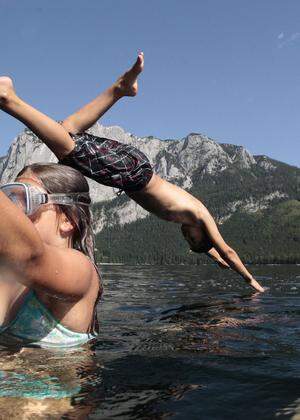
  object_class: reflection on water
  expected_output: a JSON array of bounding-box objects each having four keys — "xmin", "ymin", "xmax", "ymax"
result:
[
  {"xmin": 0, "ymin": 345, "xmax": 101, "ymax": 418},
  {"xmin": 0, "ymin": 264, "xmax": 300, "ymax": 419}
]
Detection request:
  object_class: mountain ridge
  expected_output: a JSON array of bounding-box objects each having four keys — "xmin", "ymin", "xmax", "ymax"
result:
[{"xmin": 0, "ymin": 124, "xmax": 299, "ymax": 263}]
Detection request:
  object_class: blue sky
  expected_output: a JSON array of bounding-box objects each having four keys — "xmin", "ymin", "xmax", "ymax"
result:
[{"xmin": 0, "ymin": 0, "xmax": 299, "ymax": 166}]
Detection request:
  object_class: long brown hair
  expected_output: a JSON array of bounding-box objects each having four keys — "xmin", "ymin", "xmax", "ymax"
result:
[{"xmin": 17, "ymin": 163, "xmax": 95, "ymax": 263}]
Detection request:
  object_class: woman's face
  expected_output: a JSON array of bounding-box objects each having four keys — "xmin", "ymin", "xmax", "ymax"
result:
[{"xmin": 15, "ymin": 174, "xmax": 73, "ymax": 247}]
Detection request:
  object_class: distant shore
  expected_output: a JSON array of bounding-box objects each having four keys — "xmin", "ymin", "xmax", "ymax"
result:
[{"xmin": 97, "ymin": 262, "xmax": 299, "ymax": 266}]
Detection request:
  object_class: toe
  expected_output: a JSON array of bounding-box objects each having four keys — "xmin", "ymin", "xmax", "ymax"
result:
[{"xmin": 132, "ymin": 53, "xmax": 144, "ymax": 74}]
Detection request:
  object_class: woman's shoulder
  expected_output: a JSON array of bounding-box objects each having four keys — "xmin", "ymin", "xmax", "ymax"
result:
[
  {"xmin": 44, "ymin": 245, "xmax": 101, "ymax": 297},
  {"xmin": 60, "ymin": 248, "xmax": 101, "ymax": 280}
]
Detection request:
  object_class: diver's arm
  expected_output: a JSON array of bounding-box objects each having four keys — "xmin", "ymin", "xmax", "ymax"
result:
[
  {"xmin": 201, "ymin": 210, "xmax": 264, "ymax": 292},
  {"xmin": 129, "ymin": 175, "xmax": 264, "ymax": 292},
  {"xmin": 0, "ymin": 191, "xmax": 93, "ymax": 299},
  {"xmin": 206, "ymin": 248, "xmax": 230, "ymax": 269}
]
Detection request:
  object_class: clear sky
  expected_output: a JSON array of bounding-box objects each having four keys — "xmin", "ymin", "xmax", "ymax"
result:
[{"xmin": 0, "ymin": 0, "xmax": 299, "ymax": 166}]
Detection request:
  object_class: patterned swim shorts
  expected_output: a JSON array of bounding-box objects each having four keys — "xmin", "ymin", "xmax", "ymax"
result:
[{"xmin": 59, "ymin": 132, "xmax": 153, "ymax": 192}]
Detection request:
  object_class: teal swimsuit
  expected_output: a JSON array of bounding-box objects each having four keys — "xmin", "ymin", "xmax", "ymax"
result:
[{"xmin": 0, "ymin": 290, "xmax": 98, "ymax": 348}]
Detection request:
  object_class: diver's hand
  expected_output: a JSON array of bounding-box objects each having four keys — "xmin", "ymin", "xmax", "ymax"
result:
[
  {"xmin": 216, "ymin": 258, "xmax": 230, "ymax": 269},
  {"xmin": 204, "ymin": 247, "xmax": 231, "ymax": 269},
  {"xmin": 248, "ymin": 276, "xmax": 265, "ymax": 293}
]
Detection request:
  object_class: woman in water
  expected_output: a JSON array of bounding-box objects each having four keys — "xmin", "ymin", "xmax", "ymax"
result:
[
  {"xmin": 0, "ymin": 162, "xmax": 101, "ymax": 347},
  {"xmin": 0, "ymin": 53, "xmax": 264, "ymax": 293}
]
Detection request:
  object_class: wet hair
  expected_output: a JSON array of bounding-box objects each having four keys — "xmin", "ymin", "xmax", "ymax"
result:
[
  {"xmin": 17, "ymin": 163, "xmax": 95, "ymax": 263},
  {"xmin": 181, "ymin": 224, "xmax": 213, "ymax": 253},
  {"xmin": 190, "ymin": 239, "xmax": 213, "ymax": 253}
]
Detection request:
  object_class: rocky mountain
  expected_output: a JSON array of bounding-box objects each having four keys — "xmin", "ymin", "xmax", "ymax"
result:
[{"xmin": 1, "ymin": 124, "xmax": 299, "ymax": 263}]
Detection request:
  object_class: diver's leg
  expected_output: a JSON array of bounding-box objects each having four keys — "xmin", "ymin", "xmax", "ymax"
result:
[
  {"xmin": 62, "ymin": 52, "xmax": 144, "ymax": 134},
  {"xmin": 0, "ymin": 77, "xmax": 74, "ymax": 159}
]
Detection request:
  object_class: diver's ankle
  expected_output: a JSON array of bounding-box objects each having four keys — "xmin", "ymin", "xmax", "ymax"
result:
[
  {"xmin": 110, "ymin": 84, "xmax": 126, "ymax": 100},
  {"xmin": 0, "ymin": 77, "xmax": 16, "ymax": 108},
  {"xmin": 0, "ymin": 92, "xmax": 19, "ymax": 110}
]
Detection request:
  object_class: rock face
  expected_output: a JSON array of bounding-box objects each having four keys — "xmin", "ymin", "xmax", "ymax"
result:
[
  {"xmin": 0, "ymin": 123, "xmax": 258, "ymax": 196},
  {"xmin": 0, "ymin": 156, "xmax": 7, "ymax": 176},
  {"xmin": 218, "ymin": 191, "xmax": 289, "ymax": 223},
  {"xmin": 0, "ymin": 126, "xmax": 114, "ymax": 203},
  {"xmin": 1, "ymin": 123, "xmax": 288, "ymax": 233}
]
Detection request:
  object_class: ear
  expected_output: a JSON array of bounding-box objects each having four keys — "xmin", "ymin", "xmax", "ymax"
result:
[{"xmin": 58, "ymin": 213, "xmax": 75, "ymax": 235}]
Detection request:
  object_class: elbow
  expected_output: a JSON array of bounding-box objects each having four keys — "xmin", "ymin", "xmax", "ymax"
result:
[{"xmin": 223, "ymin": 247, "xmax": 236, "ymax": 261}]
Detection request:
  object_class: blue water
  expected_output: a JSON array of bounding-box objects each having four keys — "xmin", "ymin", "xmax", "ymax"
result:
[{"xmin": 0, "ymin": 264, "xmax": 299, "ymax": 419}]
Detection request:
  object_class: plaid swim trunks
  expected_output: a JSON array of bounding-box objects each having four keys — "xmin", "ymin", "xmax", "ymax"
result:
[{"xmin": 59, "ymin": 132, "xmax": 153, "ymax": 192}]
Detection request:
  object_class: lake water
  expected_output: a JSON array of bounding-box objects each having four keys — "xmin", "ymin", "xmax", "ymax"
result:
[{"xmin": 0, "ymin": 264, "xmax": 300, "ymax": 419}]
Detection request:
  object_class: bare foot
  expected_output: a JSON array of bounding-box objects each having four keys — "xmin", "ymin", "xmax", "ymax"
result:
[
  {"xmin": 0, "ymin": 76, "xmax": 15, "ymax": 107},
  {"xmin": 114, "ymin": 52, "xmax": 144, "ymax": 97}
]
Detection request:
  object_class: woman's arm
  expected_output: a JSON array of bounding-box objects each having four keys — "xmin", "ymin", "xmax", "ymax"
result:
[{"xmin": 0, "ymin": 191, "xmax": 93, "ymax": 300}]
